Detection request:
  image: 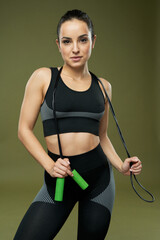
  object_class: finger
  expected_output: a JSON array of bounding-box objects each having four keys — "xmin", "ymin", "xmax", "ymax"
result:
[
  {"xmin": 125, "ymin": 158, "xmax": 139, "ymax": 164},
  {"xmin": 63, "ymin": 159, "xmax": 72, "ymax": 170},
  {"xmin": 130, "ymin": 168, "xmax": 142, "ymax": 174},
  {"xmin": 56, "ymin": 166, "xmax": 73, "ymax": 177},
  {"xmin": 54, "ymin": 173, "xmax": 65, "ymax": 178},
  {"xmin": 60, "ymin": 162, "xmax": 72, "ymax": 171},
  {"xmin": 58, "ymin": 158, "xmax": 70, "ymax": 167},
  {"xmin": 132, "ymin": 156, "xmax": 139, "ymax": 160},
  {"xmin": 54, "ymin": 167, "xmax": 67, "ymax": 176},
  {"xmin": 68, "ymin": 166, "xmax": 72, "ymax": 171},
  {"xmin": 130, "ymin": 163, "xmax": 142, "ymax": 169},
  {"xmin": 130, "ymin": 157, "xmax": 140, "ymax": 163},
  {"xmin": 131, "ymin": 167, "xmax": 142, "ymax": 172},
  {"xmin": 131, "ymin": 161, "xmax": 142, "ymax": 168},
  {"xmin": 64, "ymin": 158, "xmax": 70, "ymax": 164},
  {"xmin": 62, "ymin": 158, "xmax": 70, "ymax": 166},
  {"xmin": 67, "ymin": 169, "xmax": 74, "ymax": 177},
  {"xmin": 55, "ymin": 163, "xmax": 68, "ymax": 172},
  {"xmin": 131, "ymin": 167, "xmax": 142, "ymax": 173}
]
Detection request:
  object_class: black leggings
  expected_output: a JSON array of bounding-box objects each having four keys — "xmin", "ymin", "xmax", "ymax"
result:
[{"xmin": 13, "ymin": 143, "xmax": 115, "ymax": 240}]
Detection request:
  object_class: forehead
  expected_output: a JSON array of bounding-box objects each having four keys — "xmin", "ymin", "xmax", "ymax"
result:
[{"xmin": 60, "ymin": 19, "xmax": 90, "ymax": 37}]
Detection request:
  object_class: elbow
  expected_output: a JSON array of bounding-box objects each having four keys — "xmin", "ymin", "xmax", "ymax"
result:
[
  {"xmin": 17, "ymin": 126, "xmax": 30, "ymax": 142},
  {"xmin": 17, "ymin": 128, "xmax": 24, "ymax": 142}
]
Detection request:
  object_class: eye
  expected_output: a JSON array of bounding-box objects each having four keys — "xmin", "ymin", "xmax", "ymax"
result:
[
  {"xmin": 62, "ymin": 40, "xmax": 71, "ymax": 44},
  {"xmin": 80, "ymin": 38, "xmax": 88, "ymax": 43}
]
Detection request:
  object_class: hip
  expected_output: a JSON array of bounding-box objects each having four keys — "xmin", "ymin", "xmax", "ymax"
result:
[{"xmin": 44, "ymin": 143, "xmax": 114, "ymax": 202}]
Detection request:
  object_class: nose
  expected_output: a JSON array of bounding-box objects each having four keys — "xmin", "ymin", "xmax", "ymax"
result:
[{"xmin": 72, "ymin": 41, "xmax": 79, "ymax": 53}]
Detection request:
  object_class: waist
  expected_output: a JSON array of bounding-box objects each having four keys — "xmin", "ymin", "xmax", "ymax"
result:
[
  {"xmin": 45, "ymin": 132, "xmax": 100, "ymax": 156},
  {"xmin": 47, "ymin": 142, "xmax": 109, "ymax": 173}
]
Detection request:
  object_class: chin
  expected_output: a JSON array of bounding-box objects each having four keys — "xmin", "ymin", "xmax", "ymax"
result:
[{"xmin": 66, "ymin": 59, "xmax": 88, "ymax": 68}]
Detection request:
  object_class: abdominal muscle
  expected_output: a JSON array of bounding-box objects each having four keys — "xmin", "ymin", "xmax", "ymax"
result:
[{"xmin": 45, "ymin": 132, "xmax": 100, "ymax": 156}]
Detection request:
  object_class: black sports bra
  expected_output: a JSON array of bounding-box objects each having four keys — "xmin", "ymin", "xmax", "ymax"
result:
[{"xmin": 40, "ymin": 67, "xmax": 106, "ymax": 137}]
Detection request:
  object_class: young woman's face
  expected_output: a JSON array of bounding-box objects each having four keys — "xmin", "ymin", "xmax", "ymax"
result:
[{"xmin": 56, "ymin": 19, "xmax": 96, "ymax": 67}]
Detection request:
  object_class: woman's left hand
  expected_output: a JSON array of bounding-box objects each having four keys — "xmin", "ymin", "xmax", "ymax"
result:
[{"xmin": 121, "ymin": 156, "xmax": 142, "ymax": 176}]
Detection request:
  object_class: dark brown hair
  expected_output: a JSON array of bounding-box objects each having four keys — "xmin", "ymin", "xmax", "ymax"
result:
[{"xmin": 57, "ymin": 9, "xmax": 95, "ymax": 42}]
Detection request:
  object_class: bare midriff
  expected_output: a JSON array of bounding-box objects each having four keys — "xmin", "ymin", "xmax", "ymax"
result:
[{"xmin": 45, "ymin": 132, "xmax": 100, "ymax": 156}]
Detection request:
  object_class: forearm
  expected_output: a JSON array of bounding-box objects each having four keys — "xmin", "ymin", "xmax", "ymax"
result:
[
  {"xmin": 18, "ymin": 128, "xmax": 55, "ymax": 173},
  {"xmin": 100, "ymin": 135, "xmax": 124, "ymax": 173}
]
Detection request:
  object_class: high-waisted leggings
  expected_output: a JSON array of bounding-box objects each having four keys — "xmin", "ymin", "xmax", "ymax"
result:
[{"xmin": 13, "ymin": 143, "xmax": 115, "ymax": 240}]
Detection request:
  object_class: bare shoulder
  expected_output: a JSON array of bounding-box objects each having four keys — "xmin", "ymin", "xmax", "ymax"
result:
[
  {"xmin": 98, "ymin": 77, "xmax": 112, "ymax": 103},
  {"xmin": 26, "ymin": 67, "xmax": 51, "ymax": 89}
]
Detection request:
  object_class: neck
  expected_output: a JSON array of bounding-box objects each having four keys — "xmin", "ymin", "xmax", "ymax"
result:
[{"xmin": 61, "ymin": 63, "xmax": 90, "ymax": 80}]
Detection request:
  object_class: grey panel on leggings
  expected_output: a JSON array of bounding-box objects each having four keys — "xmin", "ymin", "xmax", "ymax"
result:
[
  {"xmin": 32, "ymin": 182, "xmax": 55, "ymax": 204},
  {"xmin": 90, "ymin": 162, "xmax": 115, "ymax": 214},
  {"xmin": 41, "ymin": 99, "xmax": 105, "ymax": 121}
]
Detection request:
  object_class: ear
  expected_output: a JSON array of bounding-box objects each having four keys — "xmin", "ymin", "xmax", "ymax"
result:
[
  {"xmin": 56, "ymin": 39, "xmax": 61, "ymax": 52},
  {"xmin": 92, "ymin": 35, "xmax": 97, "ymax": 49}
]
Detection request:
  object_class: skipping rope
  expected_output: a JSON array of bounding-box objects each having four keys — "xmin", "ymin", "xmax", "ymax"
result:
[{"xmin": 53, "ymin": 66, "xmax": 155, "ymax": 203}]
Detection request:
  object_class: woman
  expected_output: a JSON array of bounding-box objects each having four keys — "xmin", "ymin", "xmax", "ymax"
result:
[{"xmin": 14, "ymin": 9, "xmax": 142, "ymax": 240}]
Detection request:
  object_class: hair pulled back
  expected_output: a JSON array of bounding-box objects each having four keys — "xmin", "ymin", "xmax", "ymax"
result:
[{"xmin": 57, "ymin": 9, "xmax": 95, "ymax": 42}]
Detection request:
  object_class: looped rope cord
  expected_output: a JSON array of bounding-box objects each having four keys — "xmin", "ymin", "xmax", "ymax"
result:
[
  {"xmin": 91, "ymin": 72, "xmax": 155, "ymax": 203},
  {"xmin": 53, "ymin": 66, "xmax": 155, "ymax": 203}
]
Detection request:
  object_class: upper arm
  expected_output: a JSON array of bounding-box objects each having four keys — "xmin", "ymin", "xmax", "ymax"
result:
[
  {"xmin": 98, "ymin": 77, "xmax": 112, "ymax": 139},
  {"xmin": 18, "ymin": 67, "xmax": 50, "ymax": 134}
]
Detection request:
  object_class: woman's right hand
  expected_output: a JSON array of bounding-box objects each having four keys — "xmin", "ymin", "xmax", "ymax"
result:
[{"xmin": 48, "ymin": 158, "xmax": 74, "ymax": 178}]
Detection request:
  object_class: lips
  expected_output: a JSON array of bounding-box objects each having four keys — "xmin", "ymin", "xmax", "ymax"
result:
[
  {"xmin": 70, "ymin": 56, "xmax": 82, "ymax": 61},
  {"xmin": 71, "ymin": 56, "xmax": 82, "ymax": 59}
]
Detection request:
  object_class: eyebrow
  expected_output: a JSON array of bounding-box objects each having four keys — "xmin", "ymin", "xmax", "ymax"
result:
[{"xmin": 61, "ymin": 34, "xmax": 89, "ymax": 40}]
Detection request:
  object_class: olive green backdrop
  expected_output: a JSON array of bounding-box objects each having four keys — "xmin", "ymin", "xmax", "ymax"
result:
[{"xmin": 1, "ymin": 0, "xmax": 160, "ymax": 239}]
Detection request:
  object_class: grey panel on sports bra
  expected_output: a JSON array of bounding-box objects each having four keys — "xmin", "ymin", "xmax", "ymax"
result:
[
  {"xmin": 41, "ymin": 99, "xmax": 105, "ymax": 121},
  {"xmin": 40, "ymin": 100, "xmax": 53, "ymax": 121},
  {"xmin": 55, "ymin": 110, "xmax": 105, "ymax": 121}
]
